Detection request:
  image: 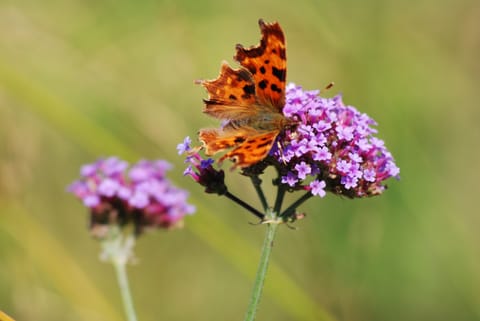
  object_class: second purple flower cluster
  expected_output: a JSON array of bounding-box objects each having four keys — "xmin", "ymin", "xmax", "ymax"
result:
[{"xmin": 68, "ymin": 157, "xmax": 195, "ymax": 236}]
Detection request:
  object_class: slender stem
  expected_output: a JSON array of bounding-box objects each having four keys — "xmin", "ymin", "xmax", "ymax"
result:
[
  {"xmin": 101, "ymin": 228, "xmax": 138, "ymax": 321},
  {"xmin": 273, "ymin": 185, "xmax": 286, "ymax": 214},
  {"xmin": 112, "ymin": 259, "xmax": 138, "ymax": 321},
  {"xmin": 250, "ymin": 176, "xmax": 269, "ymax": 211},
  {"xmin": 225, "ymin": 191, "xmax": 265, "ymax": 220},
  {"xmin": 250, "ymin": 176, "xmax": 268, "ymax": 211},
  {"xmin": 280, "ymin": 191, "xmax": 313, "ymax": 218},
  {"xmin": 244, "ymin": 209, "xmax": 279, "ymax": 321}
]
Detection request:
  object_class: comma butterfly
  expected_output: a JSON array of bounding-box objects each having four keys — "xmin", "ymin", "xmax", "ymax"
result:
[{"xmin": 197, "ymin": 19, "xmax": 291, "ymax": 169}]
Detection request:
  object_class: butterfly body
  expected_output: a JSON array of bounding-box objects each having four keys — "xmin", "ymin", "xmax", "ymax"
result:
[
  {"xmin": 198, "ymin": 19, "xmax": 288, "ymax": 168},
  {"xmin": 226, "ymin": 108, "xmax": 287, "ymax": 131}
]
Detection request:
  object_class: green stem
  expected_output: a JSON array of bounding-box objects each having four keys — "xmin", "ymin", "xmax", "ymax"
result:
[
  {"xmin": 280, "ymin": 191, "xmax": 313, "ymax": 219},
  {"xmin": 225, "ymin": 191, "xmax": 265, "ymax": 220},
  {"xmin": 250, "ymin": 176, "xmax": 269, "ymax": 211},
  {"xmin": 243, "ymin": 209, "xmax": 279, "ymax": 321},
  {"xmin": 273, "ymin": 185, "xmax": 286, "ymax": 214},
  {"xmin": 112, "ymin": 259, "xmax": 138, "ymax": 321},
  {"xmin": 101, "ymin": 228, "xmax": 138, "ymax": 321}
]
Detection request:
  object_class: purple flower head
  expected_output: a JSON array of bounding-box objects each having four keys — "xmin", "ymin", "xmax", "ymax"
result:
[
  {"xmin": 270, "ymin": 84, "xmax": 399, "ymax": 198},
  {"xmin": 183, "ymin": 81, "xmax": 399, "ymax": 223},
  {"xmin": 68, "ymin": 157, "xmax": 195, "ymax": 238},
  {"xmin": 184, "ymin": 83, "xmax": 399, "ymax": 201},
  {"xmin": 179, "ymin": 138, "xmax": 227, "ymax": 195}
]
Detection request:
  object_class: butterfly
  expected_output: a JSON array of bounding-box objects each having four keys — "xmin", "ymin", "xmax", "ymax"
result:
[{"xmin": 197, "ymin": 19, "xmax": 290, "ymax": 169}]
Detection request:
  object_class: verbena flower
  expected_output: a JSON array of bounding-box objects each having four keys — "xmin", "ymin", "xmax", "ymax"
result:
[
  {"xmin": 179, "ymin": 83, "xmax": 399, "ymax": 221},
  {"xmin": 182, "ymin": 84, "xmax": 399, "ymax": 199},
  {"xmin": 271, "ymin": 83, "xmax": 400, "ymax": 198},
  {"xmin": 68, "ymin": 157, "xmax": 195, "ymax": 237},
  {"xmin": 178, "ymin": 139, "xmax": 228, "ymax": 195}
]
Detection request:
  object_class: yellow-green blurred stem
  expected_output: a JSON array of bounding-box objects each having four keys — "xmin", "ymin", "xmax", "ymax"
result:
[{"xmin": 243, "ymin": 209, "xmax": 279, "ymax": 321}]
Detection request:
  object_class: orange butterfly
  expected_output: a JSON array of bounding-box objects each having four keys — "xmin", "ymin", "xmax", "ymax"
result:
[{"xmin": 197, "ymin": 19, "xmax": 291, "ymax": 169}]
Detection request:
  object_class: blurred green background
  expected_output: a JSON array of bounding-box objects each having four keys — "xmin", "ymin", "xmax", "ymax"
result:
[{"xmin": 1, "ymin": 0, "xmax": 479, "ymax": 320}]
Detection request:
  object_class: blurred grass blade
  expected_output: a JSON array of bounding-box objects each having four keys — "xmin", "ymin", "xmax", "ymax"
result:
[
  {"xmin": 0, "ymin": 310, "xmax": 16, "ymax": 321},
  {"xmin": 0, "ymin": 59, "xmax": 136, "ymax": 161}
]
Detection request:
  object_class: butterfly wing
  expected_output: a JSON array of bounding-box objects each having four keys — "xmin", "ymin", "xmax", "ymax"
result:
[
  {"xmin": 235, "ymin": 19, "xmax": 286, "ymax": 112},
  {"xmin": 219, "ymin": 131, "xmax": 279, "ymax": 169},
  {"xmin": 199, "ymin": 127, "xmax": 254, "ymax": 156},
  {"xmin": 197, "ymin": 62, "xmax": 261, "ymax": 121},
  {"xmin": 197, "ymin": 19, "xmax": 287, "ymax": 168}
]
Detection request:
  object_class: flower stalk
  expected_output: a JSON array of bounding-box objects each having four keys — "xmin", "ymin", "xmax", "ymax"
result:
[
  {"xmin": 225, "ymin": 191, "xmax": 265, "ymax": 220},
  {"xmin": 112, "ymin": 257, "xmax": 138, "ymax": 321},
  {"xmin": 244, "ymin": 208, "xmax": 279, "ymax": 321},
  {"xmin": 101, "ymin": 227, "xmax": 138, "ymax": 321},
  {"xmin": 180, "ymin": 69, "xmax": 400, "ymax": 321},
  {"xmin": 280, "ymin": 191, "xmax": 313, "ymax": 219},
  {"xmin": 250, "ymin": 176, "xmax": 269, "ymax": 211}
]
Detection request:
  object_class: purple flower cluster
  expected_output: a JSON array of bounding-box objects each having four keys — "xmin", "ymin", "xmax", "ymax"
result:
[
  {"xmin": 68, "ymin": 157, "xmax": 195, "ymax": 236},
  {"xmin": 177, "ymin": 137, "xmax": 227, "ymax": 195},
  {"xmin": 180, "ymin": 83, "xmax": 399, "ymax": 202},
  {"xmin": 274, "ymin": 84, "xmax": 400, "ymax": 198}
]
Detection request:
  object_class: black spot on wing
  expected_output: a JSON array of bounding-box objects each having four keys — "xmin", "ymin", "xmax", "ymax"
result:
[
  {"xmin": 257, "ymin": 140, "xmax": 272, "ymax": 148},
  {"xmin": 270, "ymin": 84, "xmax": 282, "ymax": 93},
  {"xmin": 243, "ymin": 84, "xmax": 255, "ymax": 95},
  {"xmin": 258, "ymin": 79, "xmax": 268, "ymax": 89},
  {"xmin": 236, "ymin": 68, "xmax": 252, "ymax": 81},
  {"xmin": 272, "ymin": 67, "xmax": 286, "ymax": 82}
]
